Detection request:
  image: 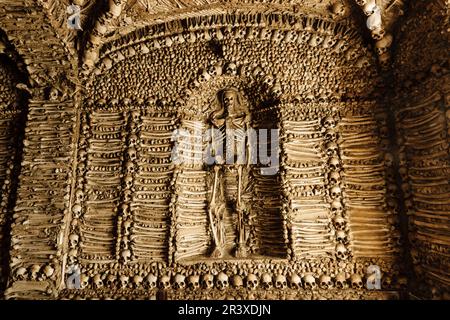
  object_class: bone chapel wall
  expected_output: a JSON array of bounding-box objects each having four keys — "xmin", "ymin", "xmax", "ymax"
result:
[{"xmin": 0, "ymin": 0, "xmax": 447, "ymax": 300}]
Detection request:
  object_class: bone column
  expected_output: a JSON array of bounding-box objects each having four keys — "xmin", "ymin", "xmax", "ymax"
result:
[
  {"xmin": 115, "ymin": 107, "xmax": 138, "ymax": 264},
  {"xmin": 171, "ymin": 119, "xmax": 210, "ymax": 262},
  {"xmin": 396, "ymin": 91, "xmax": 450, "ymax": 289},
  {"xmin": 279, "ymin": 102, "xmax": 335, "ymax": 259},
  {"xmin": 81, "ymin": 108, "xmax": 126, "ymax": 263},
  {"xmin": 339, "ymin": 102, "xmax": 399, "ymax": 258},
  {"xmin": 131, "ymin": 108, "xmax": 175, "ymax": 263}
]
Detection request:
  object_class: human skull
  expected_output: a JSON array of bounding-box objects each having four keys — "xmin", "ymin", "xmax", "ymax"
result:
[
  {"xmin": 69, "ymin": 233, "xmax": 79, "ymax": 248},
  {"xmin": 42, "ymin": 265, "xmax": 54, "ymax": 279},
  {"xmin": 93, "ymin": 274, "xmax": 103, "ymax": 288},
  {"xmin": 336, "ymin": 243, "xmax": 348, "ymax": 260},
  {"xmin": 355, "ymin": 0, "xmax": 367, "ymax": 5},
  {"xmin": 303, "ymin": 275, "xmax": 316, "ymax": 290},
  {"xmin": 106, "ymin": 274, "xmax": 116, "ymax": 286},
  {"xmin": 350, "ymin": 274, "xmax": 364, "ymax": 289},
  {"xmin": 198, "ymin": 69, "xmax": 211, "ymax": 83},
  {"xmin": 208, "ymin": 63, "xmax": 222, "ymax": 77},
  {"xmin": 335, "ymin": 272, "xmax": 347, "ymax": 289},
  {"xmin": 48, "ymin": 87, "xmax": 59, "ymax": 101},
  {"xmin": 384, "ymin": 153, "xmax": 394, "ymax": 167},
  {"xmin": 329, "ymin": 171, "xmax": 341, "ymax": 185},
  {"xmin": 252, "ymin": 66, "xmax": 264, "ymax": 78},
  {"xmin": 326, "ymin": 141, "xmax": 339, "ymax": 157},
  {"xmin": 119, "ymin": 275, "xmax": 129, "ymax": 289},
  {"xmin": 123, "ymin": 220, "xmax": 132, "ymax": 236},
  {"xmin": 319, "ymin": 275, "xmax": 333, "ymax": 289},
  {"xmin": 224, "ymin": 62, "xmax": 237, "ymax": 76},
  {"xmin": 129, "ymin": 109, "xmax": 143, "ymax": 122},
  {"xmin": 283, "ymin": 30, "xmax": 297, "ymax": 43},
  {"xmin": 336, "ymin": 230, "xmax": 349, "ymax": 244},
  {"xmin": 133, "ymin": 275, "xmax": 143, "ymax": 288},
  {"xmin": 263, "ymin": 75, "xmax": 275, "ymax": 88},
  {"xmin": 124, "ymin": 175, "xmax": 133, "ymax": 190},
  {"xmin": 127, "ymin": 147, "xmax": 137, "ymax": 161},
  {"xmin": 356, "ymin": 56, "xmax": 371, "ymax": 68},
  {"xmin": 401, "ymin": 182, "xmax": 411, "ymax": 197},
  {"xmin": 297, "ymin": 32, "xmax": 311, "ymax": 43},
  {"xmin": 363, "ymin": 0, "xmax": 378, "ymax": 16},
  {"xmin": 304, "ymin": 93, "xmax": 315, "ymax": 103},
  {"xmin": 330, "ymin": 185, "xmax": 341, "ymax": 199},
  {"xmin": 30, "ymin": 264, "xmax": 41, "ymax": 280},
  {"xmin": 382, "ymin": 275, "xmax": 392, "ymax": 289},
  {"xmin": 78, "ymin": 149, "xmax": 87, "ymax": 161},
  {"xmin": 216, "ymin": 272, "xmax": 229, "ymax": 290},
  {"xmin": 187, "ymin": 275, "xmax": 200, "ymax": 290},
  {"xmin": 329, "ymin": 157, "xmax": 341, "ymax": 171},
  {"xmin": 322, "ymin": 35, "xmax": 338, "ymax": 49},
  {"xmin": 80, "ymin": 273, "xmax": 90, "ymax": 289},
  {"xmin": 173, "ymin": 274, "xmax": 186, "ymax": 290},
  {"xmin": 16, "ymin": 267, "xmax": 27, "ymax": 280},
  {"xmin": 274, "ymin": 274, "xmax": 287, "ymax": 289},
  {"xmin": 379, "ymin": 125, "xmax": 389, "ymax": 137},
  {"xmin": 246, "ymin": 274, "xmax": 259, "ymax": 290},
  {"xmin": 379, "ymin": 52, "xmax": 391, "ymax": 68},
  {"xmin": 259, "ymin": 28, "xmax": 272, "ymax": 41},
  {"xmin": 129, "ymin": 133, "xmax": 138, "ymax": 146},
  {"xmin": 375, "ymin": 34, "xmax": 393, "ymax": 56},
  {"xmin": 271, "ymin": 82, "xmax": 282, "ymax": 98},
  {"xmin": 371, "ymin": 26, "xmax": 385, "ymax": 40},
  {"xmin": 75, "ymin": 188, "xmax": 84, "ymax": 203},
  {"xmin": 72, "ymin": 204, "xmax": 82, "ymax": 216},
  {"xmin": 322, "ymin": 116, "xmax": 336, "ymax": 128},
  {"xmin": 146, "ymin": 274, "xmax": 157, "ymax": 289},
  {"xmin": 289, "ymin": 273, "xmax": 302, "ymax": 289},
  {"xmin": 261, "ymin": 273, "xmax": 273, "ymax": 289},
  {"xmin": 325, "ymin": 128, "xmax": 337, "ymax": 141},
  {"xmin": 159, "ymin": 274, "xmax": 171, "ymax": 289},
  {"xmin": 331, "ymin": 199, "xmax": 343, "ymax": 214},
  {"xmin": 234, "ymin": 27, "xmax": 246, "ymax": 39},
  {"xmin": 121, "ymin": 249, "xmax": 131, "ymax": 263},
  {"xmin": 232, "ymin": 275, "xmax": 243, "ymax": 288},
  {"xmin": 245, "ymin": 27, "xmax": 259, "ymax": 40},
  {"xmin": 202, "ymin": 274, "xmax": 214, "ymax": 289},
  {"xmin": 396, "ymin": 276, "xmax": 408, "ymax": 289},
  {"xmin": 309, "ymin": 33, "xmax": 324, "ymax": 47},
  {"xmin": 271, "ymin": 30, "xmax": 284, "ymax": 42}
]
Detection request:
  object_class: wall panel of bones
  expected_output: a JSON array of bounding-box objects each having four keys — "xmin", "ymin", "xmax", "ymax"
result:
[
  {"xmin": 393, "ymin": 0, "xmax": 450, "ymax": 300},
  {"xmin": 0, "ymin": 0, "xmax": 447, "ymax": 300}
]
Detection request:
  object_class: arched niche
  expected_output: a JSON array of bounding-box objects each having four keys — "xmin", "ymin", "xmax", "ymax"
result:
[{"xmin": 170, "ymin": 62, "xmax": 286, "ymax": 263}]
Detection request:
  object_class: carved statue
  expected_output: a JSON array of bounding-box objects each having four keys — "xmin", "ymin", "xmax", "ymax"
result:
[{"xmin": 207, "ymin": 88, "xmax": 253, "ymax": 258}]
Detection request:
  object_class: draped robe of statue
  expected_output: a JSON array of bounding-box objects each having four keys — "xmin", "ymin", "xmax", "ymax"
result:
[{"xmin": 207, "ymin": 88, "xmax": 253, "ymax": 258}]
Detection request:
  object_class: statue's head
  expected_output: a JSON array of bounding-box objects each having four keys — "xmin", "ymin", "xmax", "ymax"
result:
[
  {"xmin": 211, "ymin": 87, "xmax": 246, "ymax": 122},
  {"xmin": 222, "ymin": 88, "xmax": 238, "ymax": 109},
  {"xmin": 219, "ymin": 87, "xmax": 242, "ymax": 111}
]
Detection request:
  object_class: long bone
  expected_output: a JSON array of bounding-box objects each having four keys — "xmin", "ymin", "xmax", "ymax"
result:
[
  {"xmin": 400, "ymin": 111, "xmax": 442, "ymax": 128},
  {"xmin": 340, "ymin": 154, "xmax": 381, "ymax": 161}
]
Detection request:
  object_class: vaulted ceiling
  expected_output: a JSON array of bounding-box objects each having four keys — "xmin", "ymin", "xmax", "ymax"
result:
[{"xmin": 0, "ymin": 0, "xmax": 409, "ymax": 87}]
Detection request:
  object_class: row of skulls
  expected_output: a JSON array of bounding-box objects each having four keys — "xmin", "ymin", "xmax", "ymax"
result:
[
  {"xmin": 70, "ymin": 271, "xmax": 369, "ymax": 291},
  {"xmin": 93, "ymin": 12, "xmax": 352, "ymax": 76},
  {"xmin": 323, "ymin": 113, "xmax": 351, "ymax": 260},
  {"xmin": 354, "ymin": 0, "xmax": 395, "ymax": 68}
]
